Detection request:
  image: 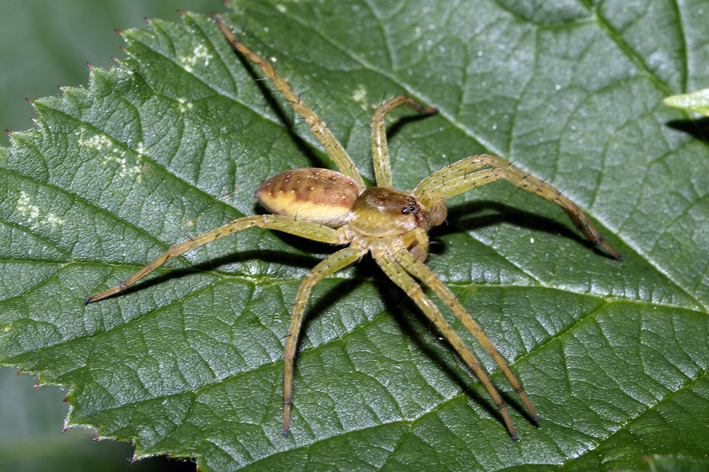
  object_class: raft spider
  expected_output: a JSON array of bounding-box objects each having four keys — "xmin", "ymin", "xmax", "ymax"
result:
[{"xmin": 87, "ymin": 15, "xmax": 622, "ymax": 440}]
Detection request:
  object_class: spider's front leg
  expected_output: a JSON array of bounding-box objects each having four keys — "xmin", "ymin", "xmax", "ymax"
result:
[
  {"xmin": 372, "ymin": 245, "xmax": 521, "ymax": 439},
  {"xmin": 86, "ymin": 215, "xmax": 342, "ymax": 303},
  {"xmin": 371, "ymin": 95, "xmax": 437, "ymax": 188},
  {"xmin": 393, "ymin": 246, "xmax": 538, "ymax": 423},
  {"xmin": 415, "ymin": 154, "xmax": 622, "ymax": 259}
]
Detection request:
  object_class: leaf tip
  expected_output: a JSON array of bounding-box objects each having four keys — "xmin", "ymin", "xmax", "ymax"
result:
[
  {"xmin": 114, "ymin": 28, "xmax": 123, "ymax": 34},
  {"xmin": 5, "ymin": 129, "xmax": 12, "ymax": 136}
]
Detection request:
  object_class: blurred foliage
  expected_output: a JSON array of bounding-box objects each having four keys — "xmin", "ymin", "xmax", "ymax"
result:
[
  {"xmin": 664, "ymin": 88, "xmax": 709, "ymax": 117},
  {"xmin": 0, "ymin": 0, "xmax": 223, "ymax": 147}
]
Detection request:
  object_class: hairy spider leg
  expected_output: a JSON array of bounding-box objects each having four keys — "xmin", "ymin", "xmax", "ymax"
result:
[
  {"xmin": 371, "ymin": 95, "xmax": 438, "ymax": 188},
  {"xmin": 414, "ymin": 154, "xmax": 622, "ymax": 260},
  {"xmin": 213, "ymin": 15, "xmax": 365, "ymax": 191},
  {"xmin": 283, "ymin": 246, "xmax": 364, "ymax": 436},
  {"xmin": 394, "ymin": 246, "xmax": 538, "ymax": 423},
  {"xmin": 85, "ymin": 215, "xmax": 341, "ymax": 303},
  {"xmin": 400, "ymin": 227, "xmax": 430, "ymax": 262},
  {"xmin": 373, "ymin": 245, "xmax": 519, "ymax": 439}
]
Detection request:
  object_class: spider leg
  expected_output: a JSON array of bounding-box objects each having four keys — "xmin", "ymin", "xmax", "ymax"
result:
[
  {"xmin": 401, "ymin": 226, "xmax": 429, "ymax": 262},
  {"xmin": 372, "ymin": 245, "xmax": 519, "ymax": 439},
  {"xmin": 414, "ymin": 154, "xmax": 621, "ymax": 260},
  {"xmin": 371, "ymin": 95, "xmax": 437, "ymax": 188},
  {"xmin": 282, "ymin": 246, "xmax": 364, "ymax": 436},
  {"xmin": 213, "ymin": 15, "xmax": 365, "ymax": 191},
  {"xmin": 86, "ymin": 215, "xmax": 342, "ymax": 303},
  {"xmin": 393, "ymin": 243, "xmax": 538, "ymax": 423}
]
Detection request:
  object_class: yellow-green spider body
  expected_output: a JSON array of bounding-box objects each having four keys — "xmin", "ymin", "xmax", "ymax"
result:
[{"xmin": 87, "ymin": 15, "xmax": 622, "ymax": 440}]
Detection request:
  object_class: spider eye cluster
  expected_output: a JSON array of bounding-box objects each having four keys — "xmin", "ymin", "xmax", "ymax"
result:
[
  {"xmin": 349, "ymin": 187, "xmax": 430, "ymax": 236},
  {"xmin": 401, "ymin": 204, "xmax": 418, "ymax": 215}
]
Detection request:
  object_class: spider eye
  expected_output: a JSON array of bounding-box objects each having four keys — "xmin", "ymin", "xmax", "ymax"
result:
[{"xmin": 401, "ymin": 207, "xmax": 409, "ymax": 214}]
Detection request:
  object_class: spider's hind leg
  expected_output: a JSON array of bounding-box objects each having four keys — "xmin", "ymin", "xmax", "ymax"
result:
[
  {"xmin": 213, "ymin": 15, "xmax": 365, "ymax": 191},
  {"xmin": 86, "ymin": 215, "xmax": 341, "ymax": 303},
  {"xmin": 282, "ymin": 247, "xmax": 363, "ymax": 436}
]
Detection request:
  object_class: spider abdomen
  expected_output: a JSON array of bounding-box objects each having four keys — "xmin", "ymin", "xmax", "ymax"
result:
[{"xmin": 255, "ymin": 168, "xmax": 360, "ymax": 226}]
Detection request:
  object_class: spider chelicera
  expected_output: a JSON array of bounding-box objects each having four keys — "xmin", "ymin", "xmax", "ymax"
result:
[{"xmin": 87, "ymin": 15, "xmax": 622, "ymax": 440}]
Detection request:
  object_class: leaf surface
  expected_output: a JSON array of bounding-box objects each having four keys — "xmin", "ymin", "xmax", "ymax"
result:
[{"xmin": 1, "ymin": 1, "xmax": 708, "ymax": 471}]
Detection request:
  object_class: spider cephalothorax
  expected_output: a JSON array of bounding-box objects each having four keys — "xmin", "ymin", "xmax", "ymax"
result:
[{"xmin": 87, "ymin": 15, "xmax": 621, "ymax": 440}]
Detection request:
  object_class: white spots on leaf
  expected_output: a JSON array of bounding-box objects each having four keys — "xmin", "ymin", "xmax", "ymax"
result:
[
  {"xmin": 276, "ymin": 4, "xmax": 286, "ymax": 13},
  {"xmin": 177, "ymin": 97, "xmax": 194, "ymax": 113},
  {"xmin": 78, "ymin": 129, "xmax": 144, "ymax": 180},
  {"xmin": 352, "ymin": 85, "xmax": 368, "ymax": 109},
  {"xmin": 179, "ymin": 43, "xmax": 213, "ymax": 73},
  {"xmin": 78, "ymin": 132, "xmax": 113, "ymax": 151},
  {"xmin": 17, "ymin": 191, "xmax": 65, "ymax": 229},
  {"xmin": 103, "ymin": 154, "xmax": 143, "ymax": 179}
]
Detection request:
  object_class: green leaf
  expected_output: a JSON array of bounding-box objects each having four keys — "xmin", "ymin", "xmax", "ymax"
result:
[
  {"xmin": 2, "ymin": 1, "xmax": 709, "ymax": 471},
  {"xmin": 0, "ymin": 0, "xmax": 226, "ymax": 150},
  {"xmin": 664, "ymin": 88, "xmax": 709, "ymax": 117}
]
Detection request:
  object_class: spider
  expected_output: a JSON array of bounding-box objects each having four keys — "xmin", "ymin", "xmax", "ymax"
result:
[{"xmin": 87, "ymin": 15, "xmax": 622, "ymax": 440}]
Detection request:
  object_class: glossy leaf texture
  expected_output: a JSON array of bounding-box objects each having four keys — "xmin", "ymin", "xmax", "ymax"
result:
[{"xmin": 1, "ymin": 1, "xmax": 709, "ymax": 471}]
